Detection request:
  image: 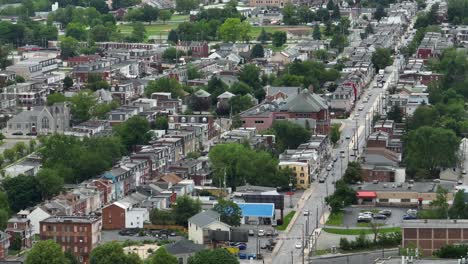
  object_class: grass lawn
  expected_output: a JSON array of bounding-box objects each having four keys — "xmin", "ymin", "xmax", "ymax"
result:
[
  {"xmin": 325, "ymin": 211, "xmax": 344, "ymax": 226},
  {"xmin": 356, "ymin": 222, "xmax": 385, "ymax": 228},
  {"xmin": 267, "ymin": 44, "xmax": 287, "ymax": 52},
  {"xmin": 169, "ymin": 15, "xmax": 189, "ymax": 22},
  {"xmin": 277, "ymin": 211, "xmax": 296, "ymax": 231},
  {"xmin": 323, "ymin": 227, "xmax": 400, "ymax": 235},
  {"xmin": 118, "ymin": 23, "xmax": 178, "ymax": 36}
]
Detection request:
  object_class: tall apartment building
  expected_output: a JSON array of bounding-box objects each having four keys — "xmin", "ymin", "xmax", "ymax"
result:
[{"xmin": 39, "ymin": 216, "xmax": 102, "ymax": 264}]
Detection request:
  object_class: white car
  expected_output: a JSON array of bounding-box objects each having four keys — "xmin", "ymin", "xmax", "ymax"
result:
[
  {"xmin": 295, "ymin": 241, "xmax": 302, "ymax": 249},
  {"xmin": 258, "ymin": 230, "xmax": 265, "ymax": 236},
  {"xmin": 304, "ymin": 210, "xmax": 309, "ymax": 216},
  {"xmin": 354, "ymin": 113, "xmax": 360, "ymax": 117}
]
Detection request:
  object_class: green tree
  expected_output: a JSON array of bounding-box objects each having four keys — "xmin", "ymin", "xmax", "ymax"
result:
[
  {"xmin": 387, "ymin": 105, "xmax": 403, "ymax": 123},
  {"xmin": 187, "ymin": 64, "xmax": 202, "ymax": 80},
  {"xmin": 150, "ymin": 208, "xmax": 175, "ymax": 225},
  {"xmin": 142, "ymin": 5, "xmax": 159, "ymax": 23},
  {"xmin": 406, "ymin": 126, "xmax": 459, "ymax": 178},
  {"xmin": 219, "ymin": 18, "xmax": 251, "ymax": 42},
  {"xmin": 162, "ymin": 47, "xmax": 185, "ymax": 63},
  {"xmin": 251, "ymin": 44, "xmax": 264, "ymax": 58},
  {"xmin": 65, "ymin": 250, "xmax": 79, "ymax": 264},
  {"xmin": 65, "ymin": 22, "xmax": 87, "ymax": 41},
  {"xmin": 3, "ymin": 148, "xmax": 15, "ymax": 163},
  {"xmin": 271, "ymin": 121, "xmax": 310, "ymax": 153},
  {"xmin": 149, "ymin": 247, "xmax": 177, "ymax": 264},
  {"xmin": 272, "ymin": 31, "xmax": 287, "ymax": 47},
  {"xmin": 3, "ymin": 174, "xmax": 42, "ymax": 212},
  {"xmin": 130, "ymin": 22, "xmax": 146, "ymax": 42},
  {"xmin": 229, "ymin": 95, "xmax": 254, "ymax": 115},
  {"xmin": 90, "ymin": 242, "xmax": 142, "ymax": 264},
  {"xmin": 0, "ymin": 44, "xmax": 12, "ymax": 69},
  {"xmin": 154, "ymin": 116, "xmax": 169, "ymax": 130},
  {"xmin": 145, "ymin": 77, "xmax": 185, "ymax": 98},
  {"xmin": 25, "ymin": 240, "xmax": 68, "ymax": 264},
  {"xmin": 176, "ymin": 0, "xmax": 198, "ymax": 14},
  {"xmin": 282, "ymin": 3, "xmax": 298, "ymax": 25},
  {"xmin": 14, "ymin": 142, "xmax": 27, "ymax": 157},
  {"xmin": 213, "ymin": 199, "xmax": 242, "ymax": 226},
  {"xmin": 373, "ymin": 5, "xmax": 387, "ymax": 21},
  {"xmin": 330, "ymin": 34, "xmax": 348, "ymax": 52},
  {"xmin": 10, "ymin": 233, "xmax": 22, "ymax": 251},
  {"xmin": 28, "ymin": 139, "xmax": 36, "ymax": 153},
  {"xmin": 167, "ymin": 29, "xmax": 178, "ymax": 43},
  {"xmin": 325, "ymin": 180, "xmax": 357, "ymax": 212},
  {"xmin": 342, "ymin": 162, "xmax": 362, "ymax": 184},
  {"xmin": 188, "ymin": 248, "xmax": 239, "ymax": 264},
  {"xmin": 89, "ymin": 25, "xmax": 112, "ymax": 42},
  {"xmin": 365, "ymin": 23, "xmax": 374, "ymax": 35},
  {"xmin": 0, "ymin": 208, "xmax": 8, "ymax": 230},
  {"xmin": 71, "ymin": 90, "xmax": 97, "ymax": 123},
  {"xmin": 332, "ymin": 3, "xmax": 341, "ymax": 19},
  {"xmin": 330, "ymin": 124, "xmax": 341, "ymax": 145},
  {"xmin": 173, "ymin": 195, "xmax": 201, "ymax": 226},
  {"xmin": 231, "ymin": 114, "xmax": 242, "ymax": 129},
  {"xmin": 312, "ymin": 24, "xmax": 321, "ymax": 40},
  {"xmin": 46, "ymin": 93, "xmax": 68, "ymax": 106},
  {"xmin": 448, "ymin": 190, "xmax": 466, "ymax": 219},
  {"xmin": 60, "ymin": 36, "xmax": 79, "ymax": 59},
  {"xmin": 327, "ymin": 0, "xmax": 334, "ymax": 10},
  {"xmin": 428, "ymin": 186, "xmax": 449, "ymax": 218},
  {"xmin": 257, "ymin": 28, "xmax": 270, "ymax": 44},
  {"xmin": 206, "ymin": 77, "xmax": 228, "ymax": 104},
  {"xmin": 114, "ymin": 116, "xmax": 151, "ymax": 150},
  {"xmin": 36, "ymin": 168, "xmax": 64, "ymax": 199},
  {"xmin": 230, "ymin": 82, "xmax": 253, "ymax": 95},
  {"xmin": 159, "ymin": 10, "xmax": 172, "ymax": 24},
  {"xmin": 239, "ymin": 64, "xmax": 263, "ymax": 100},
  {"xmin": 371, "ymin": 48, "xmax": 394, "ymax": 71},
  {"xmin": 63, "ymin": 76, "xmax": 73, "ymax": 89}
]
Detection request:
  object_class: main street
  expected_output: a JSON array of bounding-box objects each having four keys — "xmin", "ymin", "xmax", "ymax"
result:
[{"xmin": 270, "ymin": 42, "xmax": 405, "ymax": 264}]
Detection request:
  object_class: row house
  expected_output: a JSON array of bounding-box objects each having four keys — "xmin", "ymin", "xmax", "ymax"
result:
[
  {"xmin": 153, "ymin": 137, "xmax": 184, "ymax": 164},
  {"xmin": 151, "ymin": 92, "xmax": 183, "ymax": 114},
  {"xmin": 96, "ymin": 42, "xmax": 160, "ymax": 50},
  {"xmin": 39, "ymin": 216, "xmax": 102, "ymax": 264},
  {"xmin": 167, "ymin": 159, "xmax": 212, "ymax": 186},
  {"xmin": 6, "ymin": 57, "xmax": 58, "ymax": 80},
  {"xmin": 65, "ymin": 120, "xmax": 111, "ymax": 138},
  {"xmin": 298, "ymin": 135, "xmax": 332, "ymax": 167},
  {"xmin": 219, "ymin": 127, "xmax": 276, "ymax": 150},
  {"xmin": 132, "ymin": 145, "xmax": 171, "ymax": 180},
  {"xmin": 73, "ymin": 57, "xmax": 141, "ymax": 83},
  {"xmin": 5, "ymin": 211, "xmax": 33, "ymax": 249},
  {"xmin": 417, "ymin": 32, "xmax": 452, "ymax": 61},
  {"xmin": 1, "ymin": 81, "xmax": 49, "ymax": 107},
  {"xmin": 168, "ymin": 113, "xmax": 217, "ymax": 140},
  {"xmin": 107, "ymin": 105, "xmax": 143, "ymax": 126},
  {"xmin": 102, "ymin": 192, "xmax": 150, "ymax": 230},
  {"xmin": 165, "ymin": 129, "xmax": 198, "ymax": 156},
  {"xmin": 329, "ymin": 86, "xmax": 354, "ymax": 116},
  {"xmin": 64, "ymin": 55, "xmax": 101, "ymax": 67},
  {"xmin": 279, "ymin": 148, "xmax": 320, "ymax": 188},
  {"xmin": 176, "ymin": 41, "xmax": 209, "ymax": 58}
]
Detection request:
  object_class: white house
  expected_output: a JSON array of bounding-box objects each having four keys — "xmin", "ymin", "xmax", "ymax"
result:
[
  {"xmin": 126, "ymin": 208, "xmax": 149, "ymax": 229},
  {"xmin": 26, "ymin": 206, "xmax": 51, "ymax": 235},
  {"xmin": 188, "ymin": 210, "xmax": 231, "ymax": 245}
]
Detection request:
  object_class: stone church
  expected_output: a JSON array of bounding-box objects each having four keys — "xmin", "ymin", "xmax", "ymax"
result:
[{"xmin": 7, "ymin": 103, "xmax": 71, "ymax": 135}]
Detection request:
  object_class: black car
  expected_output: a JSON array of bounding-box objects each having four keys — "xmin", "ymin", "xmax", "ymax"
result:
[
  {"xmin": 12, "ymin": 132, "xmax": 23, "ymax": 136},
  {"xmin": 373, "ymin": 214, "xmax": 387, "ymax": 220},
  {"xmin": 379, "ymin": 210, "xmax": 392, "ymax": 217}
]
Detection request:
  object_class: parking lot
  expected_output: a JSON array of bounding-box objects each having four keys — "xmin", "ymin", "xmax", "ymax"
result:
[
  {"xmin": 232, "ymin": 225, "xmax": 279, "ymax": 260},
  {"xmin": 101, "ymin": 230, "xmax": 184, "ymax": 244},
  {"xmin": 342, "ymin": 207, "xmax": 407, "ymax": 227}
]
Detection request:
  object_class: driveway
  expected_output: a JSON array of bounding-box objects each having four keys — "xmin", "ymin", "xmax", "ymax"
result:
[{"xmin": 341, "ymin": 207, "xmax": 407, "ymax": 228}]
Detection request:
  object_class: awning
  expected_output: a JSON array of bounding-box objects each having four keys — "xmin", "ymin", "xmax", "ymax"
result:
[{"xmin": 356, "ymin": 191, "xmax": 377, "ymax": 199}]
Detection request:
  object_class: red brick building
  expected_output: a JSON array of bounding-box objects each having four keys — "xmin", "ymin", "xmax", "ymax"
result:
[
  {"xmin": 0, "ymin": 231, "xmax": 10, "ymax": 259},
  {"xmin": 102, "ymin": 202, "xmax": 127, "ymax": 230},
  {"xmin": 5, "ymin": 212, "xmax": 33, "ymax": 249},
  {"xmin": 240, "ymin": 89, "xmax": 330, "ymax": 134},
  {"xmin": 402, "ymin": 219, "xmax": 468, "ymax": 256},
  {"xmin": 40, "ymin": 216, "xmax": 102, "ymax": 264}
]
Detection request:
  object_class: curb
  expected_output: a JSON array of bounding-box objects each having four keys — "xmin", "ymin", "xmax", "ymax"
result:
[{"xmin": 310, "ymin": 248, "xmax": 399, "ymax": 260}]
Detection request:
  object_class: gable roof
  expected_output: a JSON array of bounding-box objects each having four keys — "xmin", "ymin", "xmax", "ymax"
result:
[
  {"xmin": 188, "ymin": 210, "xmax": 223, "ymax": 228},
  {"xmin": 165, "ymin": 239, "xmax": 205, "ymax": 255},
  {"xmin": 217, "ymin": 91, "xmax": 235, "ymax": 99},
  {"xmin": 194, "ymin": 89, "xmax": 211, "ymax": 98},
  {"xmin": 281, "ymin": 89, "xmax": 328, "ymax": 112}
]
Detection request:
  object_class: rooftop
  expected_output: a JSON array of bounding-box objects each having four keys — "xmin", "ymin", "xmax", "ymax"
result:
[
  {"xmin": 355, "ymin": 181, "xmax": 455, "ymax": 193},
  {"xmin": 41, "ymin": 216, "xmax": 101, "ymax": 224}
]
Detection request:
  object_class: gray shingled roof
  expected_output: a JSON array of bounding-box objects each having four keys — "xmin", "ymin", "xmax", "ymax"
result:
[
  {"xmin": 188, "ymin": 210, "xmax": 221, "ymax": 227},
  {"xmin": 194, "ymin": 89, "xmax": 211, "ymax": 98},
  {"xmin": 281, "ymin": 89, "xmax": 327, "ymax": 112},
  {"xmin": 165, "ymin": 239, "xmax": 205, "ymax": 255}
]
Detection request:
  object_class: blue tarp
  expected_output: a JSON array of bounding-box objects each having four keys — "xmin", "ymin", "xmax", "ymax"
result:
[{"xmin": 237, "ymin": 203, "xmax": 275, "ymax": 218}]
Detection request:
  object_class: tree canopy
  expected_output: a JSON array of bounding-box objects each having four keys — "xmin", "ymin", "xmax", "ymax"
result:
[
  {"xmin": 371, "ymin": 48, "xmax": 394, "ymax": 71},
  {"xmin": 213, "ymin": 199, "xmax": 242, "ymax": 226},
  {"xmin": 188, "ymin": 249, "xmax": 239, "ymax": 264},
  {"xmin": 271, "ymin": 121, "xmax": 310, "ymax": 153},
  {"xmin": 148, "ymin": 247, "xmax": 178, "ymax": 264},
  {"xmin": 173, "ymin": 196, "xmax": 202, "ymax": 226},
  {"xmin": 25, "ymin": 240, "xmax": 68, "ymax": 264},
  {"xmin": 90, "ymin": 242, "xmax": 142, "ymax": 264}
]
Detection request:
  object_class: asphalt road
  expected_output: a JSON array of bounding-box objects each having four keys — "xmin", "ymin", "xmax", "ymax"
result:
[
  {"xmin": 271, "ymin": 25, "xmax": 410, "ymax": 264},
  {"xmin": 310, "ymin": 249, "xmax": 399, "ymax": 264}
]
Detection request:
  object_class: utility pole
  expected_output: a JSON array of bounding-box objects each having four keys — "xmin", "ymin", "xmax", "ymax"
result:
[
  {"xmin": 306, "ymin": 213, "xmax": 310, "ymax": 237},
  {"xmin": 302, "ymin": 224, "xmax": 305, "ymax": 264},
  {"xmin": 315, "ymin": 206, "xmax": 319, "ymax": 229},
  {"xmin": 291, "ymin": 251, "xmax": 294, "ymax": 264}
]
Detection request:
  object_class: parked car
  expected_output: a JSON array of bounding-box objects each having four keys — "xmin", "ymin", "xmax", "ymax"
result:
[
  {"xmin": 407, "ymin": 209, "xmax": 417, "ymax": 215},
  {"xmin": 357, "ymin": 215, "xmax": 372, "ymax": 223},
  {"xmin": 379, "ymin": 210, "xmax": 392, "ymax": 217},
  {"xmin": 403, "ymin": 214, "xmax": 417, "ymax": 220},
  {"xmin": 266, "ymin": 230, "xmax": 273, "ymax": 236},
  {"xmin": 12, "ymin": 132, "xmax": 23, "ymax": 136},
  {"xmin": 248, "ymin": 229, "xmax": 255, "ymax": 236},
  {"xmin": 295, "ymin": 241, "xmax": 302, "ymax": 249},
  {"xmin": 260, "ymin": 243, "xmax": 268, "ymax": 249},
  {"xmin": 318, "ymin": 177, "xmax": 325, "ymax": 183},
  {"xmin": 333, "ymin": 156, "xmax": 338, "ymax": 162},
  {"xmin": 26, "ymin": 132, "xmax": 37, "ymax": 136},
  {"xmin": 247, "ymin": 254, "xmax": 256, "ymax": 260},
  {"xmin": 373, "ymin": 214, "xmax": 387, "ymax": 220},
  {"xmin": 326, "ymin": 164, "xmax": 333, "ymax": 171},
  {"xmin": 239, "ymin": 253, "xmax": 247, "ymax": 259},
  {"xmin": 169, "ymin": 232, "xmax": 176, "ymax": 237},
  {"xmin": 303, "ymin": 210, "xmax": 309, "ymax": 216},
  {"xmin": 258, "ymin": 230, "xmax": 265, "ymax": 236},
  {"xmin": 360, "ymin": 211, "xmax": 374, "ymax": 216},
  {"xmin": 354, "ymin": 112, "xmax": 360, "ymax": 117}
]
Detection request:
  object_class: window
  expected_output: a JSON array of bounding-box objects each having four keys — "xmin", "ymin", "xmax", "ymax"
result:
[
  {"xmin": 254, "ymin": 120, "xmax": 264, "ymax": 124},
  {"xmin": 379, "ymin": 199, "xmax": 389, "ymax": 203},
  {"xmin": 401, "ymin": 199, "xmax": 410, "ymax": 203},
  {"xmin": 178, "ymin": 258, "xmax": 184, "ymax": 264},
  {"xmin": 300, "ymin": 180, "xmax": 304, "ymax": 184},
  {"xmin": 41, "ymin": 117, "xmax": 49, "ymax": 129},
  {"xmin": 300, "ymin": 173, "xmax": 304, "ymax": 177}
]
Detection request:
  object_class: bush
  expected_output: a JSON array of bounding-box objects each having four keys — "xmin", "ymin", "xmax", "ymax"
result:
[
  {"xmin": 339, "ymin": 232, "xmax": 401, "ymax": 251},
  {"xmin": 339, "ymin": 237, "xmax": 351, "ymax": 250},
  {"xmin": 434, "ymin": 244, "xmax": 468, "ymax": 258}
]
